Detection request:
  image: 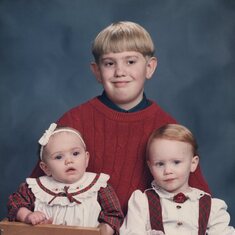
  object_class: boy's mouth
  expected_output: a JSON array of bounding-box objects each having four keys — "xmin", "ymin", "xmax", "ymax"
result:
[{"xmin": 113, "ymin": 81, "xmax": 130, "ymax": 87}]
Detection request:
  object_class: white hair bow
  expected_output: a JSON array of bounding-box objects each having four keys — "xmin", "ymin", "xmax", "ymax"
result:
[{"xmin": 38, "ymin": 123, "xmax": 57, "ymax": 146}]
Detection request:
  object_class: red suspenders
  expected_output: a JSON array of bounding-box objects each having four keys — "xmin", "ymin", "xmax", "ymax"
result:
[{"xmin": 146, "ymin": 189, "xmax": 211, "ymax": 235}]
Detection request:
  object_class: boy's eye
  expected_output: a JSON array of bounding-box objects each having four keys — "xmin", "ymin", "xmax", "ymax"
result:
[
  {"xmin": 127, "ymin": 59, "xmax": 136, "ymax": 65},
  {"xmin": 103, "ymin": 61, "xmax": 114, "ymax": 67},
  {"xmin": 174, "ymin": 160, "xmax": 181, "ymax": 165}
]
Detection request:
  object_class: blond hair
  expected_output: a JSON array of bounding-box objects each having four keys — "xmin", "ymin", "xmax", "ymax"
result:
[
  {"xmin": 146, "ymin": 124, "xmax": 198, "ymax": 160},
  {"xmin": 92, "ymin": 21, "xmax": 155, "ymax": 62}
]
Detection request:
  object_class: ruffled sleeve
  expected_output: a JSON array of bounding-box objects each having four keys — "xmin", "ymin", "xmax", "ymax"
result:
[
  {"xmin": 7, "ymin": 182, "xmax": 35, "ymax": 221},
  {"xmin": 97, "ymin": 184, "xmax": 124, "ymax": 234},
  {"xmin": 207, "ymin": 198, "xmax": 235, "ymax": 235}
]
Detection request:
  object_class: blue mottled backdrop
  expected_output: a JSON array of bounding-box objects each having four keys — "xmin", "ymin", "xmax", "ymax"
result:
[{"xmin": 0, "ymin": 0, "xmax": 234, "ymax": 225}]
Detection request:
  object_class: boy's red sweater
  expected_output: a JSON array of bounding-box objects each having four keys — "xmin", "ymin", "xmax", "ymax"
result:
[{"xmin": 31, "ymin": 97, "xmax": 210, "ymax": 213}]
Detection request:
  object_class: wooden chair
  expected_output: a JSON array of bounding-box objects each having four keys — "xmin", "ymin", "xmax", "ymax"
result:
[{"xmin": 0, "ymin": 219, "xmax": 101, "ymax": 235}]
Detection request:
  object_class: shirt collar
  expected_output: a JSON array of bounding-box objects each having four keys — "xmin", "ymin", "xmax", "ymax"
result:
[
  {"xmin": 151, "ymin": 181, "xmax": 207, "ymax": 201},
  {"xmin": 98, "ymin": 91, "xmax": 151, "ymax": 113}
]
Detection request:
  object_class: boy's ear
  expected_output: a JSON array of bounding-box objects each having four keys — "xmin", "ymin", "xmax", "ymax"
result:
[
  {"xmin": 39, "ymin": 161, "xmax": 51, "ymax": 176},
  {"xmin": 146, "ymin": 57, "xmax": 157, "ymax": 80},
  {"xmin": 190, "ymin": 155, "xmax": 199, "ymax": 173},
  {"xmin": 90, "ymin": 62, "xmax": 102, "ymax": 83}
]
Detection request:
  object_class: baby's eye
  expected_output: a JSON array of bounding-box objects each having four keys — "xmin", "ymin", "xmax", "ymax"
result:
[
  {"xmin": 174, "ymin": 160, "xmax": 181, "ymax": 165},
  {"xmin": 73, "ymin": 151, "xmax": 80, "ymax": 157},
  {"xmin": 55, "ymin": 155, "xmax": 63, "ymax": 160}
]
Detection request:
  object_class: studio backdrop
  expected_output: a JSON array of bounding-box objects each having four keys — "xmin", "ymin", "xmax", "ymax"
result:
[{"xmin": 0, "ymin": 0, "xmax": 235, "ymax": 225}]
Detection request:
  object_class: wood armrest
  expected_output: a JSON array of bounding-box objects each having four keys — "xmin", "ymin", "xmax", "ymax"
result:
[{"xmin": 0, "ymin": 219, "xmax": 101, "ymax": 235}]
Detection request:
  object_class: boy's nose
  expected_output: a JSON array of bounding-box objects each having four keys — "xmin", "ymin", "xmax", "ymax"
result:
[{"xmin": 114, "ymin": 64, "xmax": 126, "ymax": 77}]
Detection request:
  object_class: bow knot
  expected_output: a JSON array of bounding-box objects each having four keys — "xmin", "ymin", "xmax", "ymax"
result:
[
  {"xmin": 63, "ymin": 186, "xmax": 81, "ymax": 204},
  {"xmin": 38, "ymin": 123, "xmax": 57, "ymax": 146},
  {"xmin": 48, "ymin": 186, "xmax": 81, "ymax": 205},
  {"xmin": 173, "ymin": 192, "xmax": 188, "ymax": 203}
]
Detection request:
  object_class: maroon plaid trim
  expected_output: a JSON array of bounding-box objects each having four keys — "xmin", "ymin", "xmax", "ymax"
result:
[
  {"xmin": 7, "ymin": 182, "xmax": 35, "ymax": 221},
  {"xmin": 145, "ymin": 189, "xmax": 165, "ymax": 233},
  {"xmin": 198, "ymin": 194, "xmax": 211, "ymax": 235},
  {"xmin": 98, "ymin": 184, "xmax": 124, "ymax": 235},
  {"xmin": 146, "ymin": 189, "xmax": 211, "ymax": 235},
  {"xmin": 36, "ymin": 173, "xmax": 100, "ymax": 204}
]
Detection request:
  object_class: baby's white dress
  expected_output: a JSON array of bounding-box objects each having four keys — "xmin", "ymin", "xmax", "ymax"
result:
[{"xmin": 27, "ymin": 172, "xmax": 109, "ymax": 226}]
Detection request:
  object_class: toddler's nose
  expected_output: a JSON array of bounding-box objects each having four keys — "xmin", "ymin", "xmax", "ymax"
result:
[{"xmin": 164, "ymin": 164, "xmax": 172, "ymax": 175}]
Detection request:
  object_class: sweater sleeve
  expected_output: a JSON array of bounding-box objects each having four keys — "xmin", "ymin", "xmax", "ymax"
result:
[
  {"xmin": 7, "ymin": 182, "xmax": 35, "ymax": 221},
  {"xmin": 57, "ymin": 105, "xmax": 83, "ymax": 131},
  {"xmin": 97, "ymin": 184, "xmax": 124, "ymax": 235}
]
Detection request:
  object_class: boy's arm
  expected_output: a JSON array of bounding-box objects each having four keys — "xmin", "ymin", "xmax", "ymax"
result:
[
  {"xmin": 207, "ymin": 198, "xmax": 235, "ymax": 235},
  {"xmin": 120, "ymin": 190, "xmax": 150, "ymax": 235},
  {"xmin": 97, "ymin": 184, "xmax": 124, "ymax": 235}
]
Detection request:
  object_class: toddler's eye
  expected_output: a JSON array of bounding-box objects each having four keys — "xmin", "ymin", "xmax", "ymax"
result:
[
  {"xmin": 174, "ymin": 160, "xmax": 181, "ymax": 165},
  {"xmin": 155, "ymin": 162, "xmax": 164, "ymax": 167}
]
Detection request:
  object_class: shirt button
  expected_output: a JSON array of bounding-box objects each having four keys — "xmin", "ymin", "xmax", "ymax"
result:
[
  {"xmin": 177, "ymin": 222, "xmax": 183, "ymax": 226},
  {"xmin": 176, "ymin": 205, "xmax": 181, "ymax": 209}
]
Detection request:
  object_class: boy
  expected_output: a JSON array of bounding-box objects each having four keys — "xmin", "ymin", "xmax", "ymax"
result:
[
  {"xmin": 120, "ymin": 124, "xmax": 234, "ymax": 234},
  {"xmin": 31, "ymin": 21, "xmax": 209, "ymax": 215}
]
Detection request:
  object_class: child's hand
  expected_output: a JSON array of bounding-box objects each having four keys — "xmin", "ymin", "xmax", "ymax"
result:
[
  {"xmin": 25, "ymin": 211, "xmax": 47, "ymax": 225},
  {"xmin": 38, "ymin": 218, "xmax": 53, "ymax": 224},
  {"xmin": 98, "ymin": 223, "xmax": 114, "ymax": 235}
]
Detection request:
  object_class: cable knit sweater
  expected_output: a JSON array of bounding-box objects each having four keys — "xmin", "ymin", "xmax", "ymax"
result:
[{"xmin": 31, "ymin": 97, "xmax": 210, "ymax": 213}]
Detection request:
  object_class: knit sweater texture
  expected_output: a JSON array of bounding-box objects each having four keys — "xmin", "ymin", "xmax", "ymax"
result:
[{"xmin": 31, "ymin": 97, "xmax": 210, "ymax": 213}]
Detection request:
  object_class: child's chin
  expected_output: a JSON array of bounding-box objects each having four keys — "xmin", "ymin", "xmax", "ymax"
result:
[{"xmin": 64, "ymin": 175, "xmax": 81, "ymax": 184}]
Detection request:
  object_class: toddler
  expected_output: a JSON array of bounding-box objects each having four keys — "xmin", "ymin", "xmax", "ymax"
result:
[{"xmin": 121, "ymin": 124, "xmax": 235, "ymax": 235}]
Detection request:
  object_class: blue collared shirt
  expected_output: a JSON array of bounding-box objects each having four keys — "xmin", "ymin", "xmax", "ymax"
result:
[{"xmin": 98, "ymin": 91, "xmax": 151, "ymax": 113}]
